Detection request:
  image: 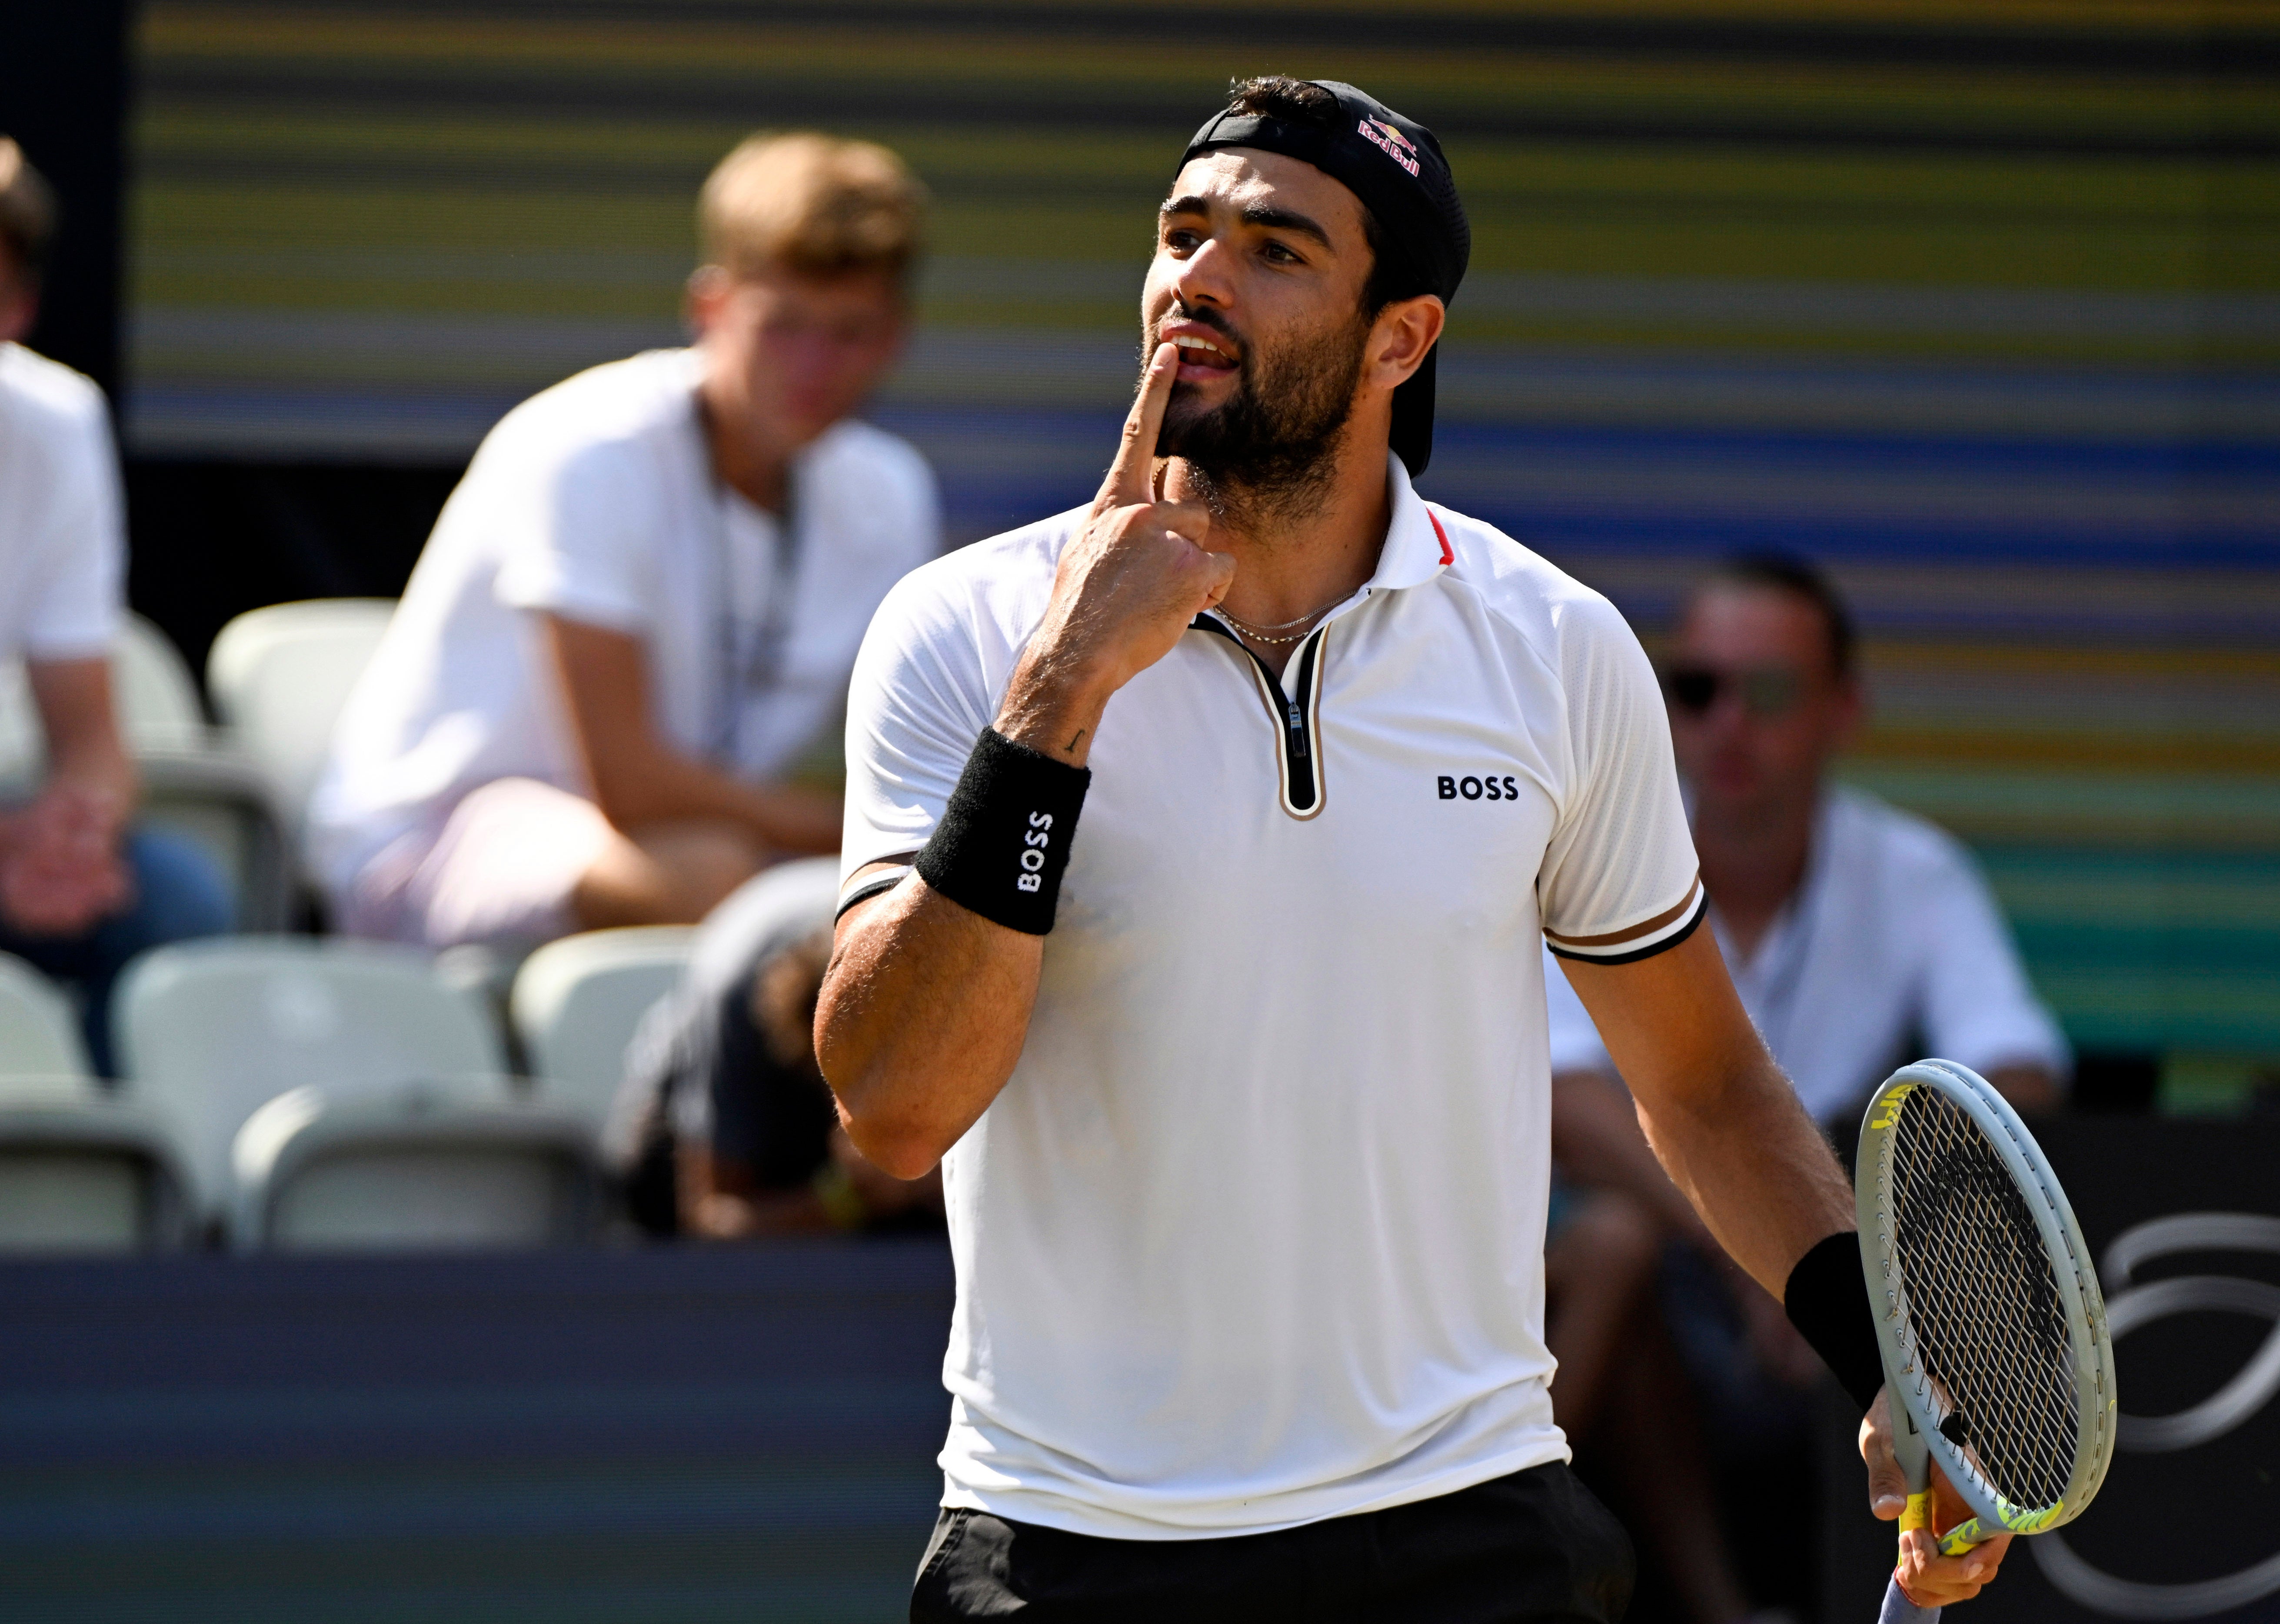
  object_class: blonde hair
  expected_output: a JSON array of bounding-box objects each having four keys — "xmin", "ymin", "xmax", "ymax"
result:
[
  {"xmin": 0, "ymin": 138, "xmax": 57, "ymax": 278},
  {"xmin": 699, "ymin": 132, "xmax": 925, "ymax": 292}
]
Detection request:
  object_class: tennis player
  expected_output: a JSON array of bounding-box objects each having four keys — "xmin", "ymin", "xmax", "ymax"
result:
[{"xmin": 819, "ymin": 77, "xmax": 2008, "ymax": 1620}]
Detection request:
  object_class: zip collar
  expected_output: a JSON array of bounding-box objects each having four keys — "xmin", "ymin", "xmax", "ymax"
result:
[{"xmin": 1180, "ymin": 453, "xmax": 1454, "ymax": 822}]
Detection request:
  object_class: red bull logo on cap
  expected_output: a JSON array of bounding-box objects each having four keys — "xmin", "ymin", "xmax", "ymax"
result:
[{"xmin": 1358, "ymin": 117, "xmax": 1420, "ymax": 177}]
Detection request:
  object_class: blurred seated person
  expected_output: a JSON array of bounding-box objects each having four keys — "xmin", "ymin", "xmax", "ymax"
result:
[
  {"xmin": 309, "ymin": 133, "xmax": 940, "ymax": 949},
  {"xmin": 0, "ymin": 139, "xmax": 232, "ymax": 1074},
  {"xmin": 604, "ymin": 858, "xmax": 941, "ymax": 1237},
  {"xmin": 1544, "ymin": 1063, "xmax": 1791, "ymax": 1624},
  {"xmin": 1541, "ymin": 554, "xmax": 2065, "ymax": 1618},
  {"xmin": 1547, "ymin": 552, "xmax": 2068, "ymax": 1129}
]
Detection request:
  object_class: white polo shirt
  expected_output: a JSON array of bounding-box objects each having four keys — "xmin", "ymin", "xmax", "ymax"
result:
[
  {"xmin": 841, "ymin": 454, "xmax": 1704, "ymax": 1539},
  {"xmin": 309, "ymin": 348, "xmax": 939, "ymax": 897},
  {"xmin": 1546, "ymin": 785, "xmax": 2069, "ymax": 1126},
  {"xmin": 0, "ymin": 343, "xmax": 125, "ymax": 663}
]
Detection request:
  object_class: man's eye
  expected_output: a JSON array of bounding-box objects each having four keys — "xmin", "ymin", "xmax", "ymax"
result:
[
  {"xmin": 1263, "ymin": 241, "xmax": 1301, "ymax": 264},
  {"xmin": 1164, "ymin": 229, "xmax": 1199, "ymax": 252}
]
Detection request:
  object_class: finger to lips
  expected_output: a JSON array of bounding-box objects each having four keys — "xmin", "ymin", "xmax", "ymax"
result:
[{"xmin": 1102, "ymin": 343, "xmax": 1178, "ymax": 509}]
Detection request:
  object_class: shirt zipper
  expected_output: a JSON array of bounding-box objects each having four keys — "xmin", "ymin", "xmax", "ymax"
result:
[{"xmin": 1192, "ymin": 615, "xmax": 1328, "ymax": 817}]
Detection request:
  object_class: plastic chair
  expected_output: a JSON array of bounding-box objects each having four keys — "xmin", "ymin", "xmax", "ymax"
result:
[
  {"xmin": 509, "ymin": 927, "xmax": 697, "ymax": 1126},
  {"xmin": 230, "ymin": 1079, "xmax": 599, "ymax": 1251},
  {"xmin": 0, "ymin": 953, "xmax": 92, "ymax": 1078},
  {"xmin": 113, "ymin": 937, "xmax": 509, "ymax": 1220},
  {"xmin": 0, "ymin": 1076, "xmax": 193, "ymax": 1251},
  {"xmin": 205, "ymin": 599, "xmax": 395, "ymax": 845}
]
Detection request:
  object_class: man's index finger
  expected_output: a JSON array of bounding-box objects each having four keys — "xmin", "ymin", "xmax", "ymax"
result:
[{"xmin": 1102, "ymin": 342, "xmax": 1178, "ymax": 509}]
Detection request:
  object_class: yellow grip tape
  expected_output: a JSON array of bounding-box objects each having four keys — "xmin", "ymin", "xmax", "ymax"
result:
[{"xmin": 1899, "ymin": 1491, "xmax": 1934, "ymax": 1535}]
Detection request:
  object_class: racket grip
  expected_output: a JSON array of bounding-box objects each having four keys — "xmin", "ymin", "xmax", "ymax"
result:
[
  {"xmin": 1877, "ymin": 1490, "xmax": 1942, "ymax": 1623},
  {"xmin": 1878, "ymin": 1575, "xmax": 1938, "ymax": 1624}
]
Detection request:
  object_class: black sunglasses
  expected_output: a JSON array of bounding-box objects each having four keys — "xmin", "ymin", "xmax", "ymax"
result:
[{"xmin": 1662, "ymin": 665, "xmax": 1804, "ymax": 719}]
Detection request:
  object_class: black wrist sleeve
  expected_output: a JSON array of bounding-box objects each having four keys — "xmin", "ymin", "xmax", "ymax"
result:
[
  {"xmin": 1784, "ymin": 1230, "xmax": 1889, "ymax": 1414},
  {"xmin": 915, "ymin": 729, "xmax": 1091, "ymax": 935}
]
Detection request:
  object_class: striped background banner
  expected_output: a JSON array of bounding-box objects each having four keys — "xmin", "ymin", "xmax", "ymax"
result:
[{"xmin": 124, "ymin": 1, "xmax": 2280, "ymax": 1079}]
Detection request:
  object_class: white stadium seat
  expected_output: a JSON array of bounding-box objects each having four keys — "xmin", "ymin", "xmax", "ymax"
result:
[
  {"xmin": 0, "ymin": 1076, "xmax": 194, "ymax": 1251},
  {"xmin": 230, "ymin": 1079, "xmax": 600, "ymax": 1251},
  {"xmin": 0, "ymin": 953, "xmax": 92, "ymax": 1078},
  {"xmin": 509, "ymin": 927, "xmax": 696, "ymax": 1126},
  {"xmin": 113, "ymin": 937, "xmax": 509, "ymax": 1219},
  {"xmin": 205, "ymin": 598, "xmax": 395, "ymax": 847},
  {"xmin": 116, "ymin": 612, "xmax": 213, "ymax": 752}
]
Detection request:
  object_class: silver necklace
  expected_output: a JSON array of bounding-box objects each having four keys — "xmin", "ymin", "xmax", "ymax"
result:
[{"xmin": 1215, "ymin": 592, "xmax": 1349, "ymax": 644}]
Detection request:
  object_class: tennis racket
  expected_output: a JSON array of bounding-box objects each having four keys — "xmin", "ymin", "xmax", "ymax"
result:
[{"xmin": 1855, "ymin": 1059, "xmax": 2117, "ymax": 1624}]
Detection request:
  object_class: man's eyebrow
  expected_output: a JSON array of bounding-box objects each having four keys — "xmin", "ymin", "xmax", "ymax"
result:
[
  {"xmin": 1157, "ymin": 195, "xmax": 1335, "ymax": 251},
  {"xmin": 1238, "ymin": 203, "xmax": 1332, "ymax": 249}
]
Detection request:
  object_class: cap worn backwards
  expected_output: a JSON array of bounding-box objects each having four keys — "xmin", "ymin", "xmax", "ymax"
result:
[{"xmin": 1180, "ymin": 80, "xmax": 1470, "ymax": 475}]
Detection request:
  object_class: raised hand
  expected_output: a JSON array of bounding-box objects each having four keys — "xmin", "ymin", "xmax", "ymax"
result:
[{"xmin": 995, "ymin": 342, "xmax": 1235, "ymax": 765}]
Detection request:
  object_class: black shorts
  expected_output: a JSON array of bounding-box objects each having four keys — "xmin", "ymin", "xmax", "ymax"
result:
[{"xmin": 909, "ymin": 1461, "xmax": 1634, "ymax": 1623}]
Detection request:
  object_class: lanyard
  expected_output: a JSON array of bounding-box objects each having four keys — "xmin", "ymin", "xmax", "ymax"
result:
[{"xmin": 709, "ymin": 462, "xmax": 802, "ymax": 764}]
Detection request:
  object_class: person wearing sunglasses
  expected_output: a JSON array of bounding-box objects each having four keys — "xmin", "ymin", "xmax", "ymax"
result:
[
  {"xmin": 1534, "ymin": 554, "xmax": 2069, "ymax": 1613},
  {"xmin": 1552, "ymin": 553, "xmax": 2067, "ymax": 1128}
]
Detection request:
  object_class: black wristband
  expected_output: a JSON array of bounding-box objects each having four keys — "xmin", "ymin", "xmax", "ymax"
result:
[
  {"xmin": 1784, "ymin": 1230, "xmax": 1889, "ymax": 1414},
  {"xmin": 915, "ymin": 729, "xmax": 1091, "ymax": 935}
]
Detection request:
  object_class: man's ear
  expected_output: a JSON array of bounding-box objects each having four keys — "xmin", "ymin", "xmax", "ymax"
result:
[{"xmin": 1367, "ymin": 294, "xmax": 1445, "ymax": 393}]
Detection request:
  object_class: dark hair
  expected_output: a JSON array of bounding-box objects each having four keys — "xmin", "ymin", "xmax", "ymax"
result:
[
  {"xmin": 1698, "ymin": 553, "xmax": 1858, "ymax": 678},
  {"xmin": 0, "ymin": 139, "xmax": 56, "ymax": 281},
  {"xmin": 1221, "ymin": 76, "xmax": 1405, "ymax": 317}
]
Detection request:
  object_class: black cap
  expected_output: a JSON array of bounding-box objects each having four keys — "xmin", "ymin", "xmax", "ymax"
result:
[{"xmin": 1181, "ymin": 80, "xmax": 1469, "ymax": 476}]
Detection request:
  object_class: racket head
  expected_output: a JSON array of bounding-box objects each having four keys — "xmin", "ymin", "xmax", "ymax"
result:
[{"xmin": 1855, "ymin": 1060, "xmax": 2117, "ymax": 1537}]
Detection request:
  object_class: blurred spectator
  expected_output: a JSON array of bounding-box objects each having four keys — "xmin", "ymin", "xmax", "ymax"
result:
[
  {"xmin": 309, "ymin": 133, "xmax": 941, "ymax": 950},
  {"xmin": 1545, "ymin": 1075, "xmax": 1781, "ymax": 1624},
  {"xmin": 604, "ymin": 859, "xmax": 940, "ymax": 1238},
  {"xmin": 1547, "ymin": 553, "xmax": 2068, "ymax": 1127},
  {"xmin": 0, "ymin": 139, "xmax": 232, "ymax": 1074},
  {"xmin": 1541, "ymin": 554, "xmax": 2069, "ymax": 1618}
]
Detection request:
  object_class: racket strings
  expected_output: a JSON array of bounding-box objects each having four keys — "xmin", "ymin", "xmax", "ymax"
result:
[{"xmin": 1888, "ymin": 1089, "xmax": 2078, "ymax": 1512}]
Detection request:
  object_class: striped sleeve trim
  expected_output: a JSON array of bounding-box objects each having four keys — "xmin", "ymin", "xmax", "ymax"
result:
[
  {"xmin": 837, "ymin": 864, "xmax": 914, "ymax": 920},
  {"xmin": 1545, "ymin": 879, "xmax": 1707, "ymax": 966}
]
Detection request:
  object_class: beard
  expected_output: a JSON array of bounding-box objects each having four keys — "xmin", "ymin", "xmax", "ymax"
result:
[{"xmin": 1148, "ymin": 302, "xmax": 1371, "ymax": 530}]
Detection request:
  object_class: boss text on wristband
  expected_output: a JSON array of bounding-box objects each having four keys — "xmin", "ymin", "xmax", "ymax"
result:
[{"xmin": 915, "ymin": 729, "xmax": 1091, "ymax": 935}]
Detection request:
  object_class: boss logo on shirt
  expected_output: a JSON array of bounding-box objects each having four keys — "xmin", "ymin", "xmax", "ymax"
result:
[
  {"xmin": 1438, "ymin": 775, "xmax": 1520, "ymax": 802},
  {"xmin": 1017, "ymin": 811, "xmax": 1053, "ymax": 891}
]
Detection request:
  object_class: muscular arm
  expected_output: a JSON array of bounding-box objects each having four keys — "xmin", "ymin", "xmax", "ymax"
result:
[
  {"xmin": 542, "ymin": 613, "xmax": 840, "ymax": 853},
  {"xmin": 819, "ymin": 865, "xmax": 1045, "ymax": 1179},
  {"xmin": 815, "ymin": 343, "xmax": 1230, "ymax": 1178},
  {"xmin": 1563, "ymin": 929, "xmax": 2014, "ymax": 1605},
  {"xmin": 1549, "ymin": 1068, "xmax": 1711, "ymax": 1248}
]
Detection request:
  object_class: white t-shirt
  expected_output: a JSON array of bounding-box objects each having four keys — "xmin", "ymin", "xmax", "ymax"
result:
[
  {"xmin": 1544, "ymin": 785, "xmax": 2068, "ymax": 1125},
  {"xmin": 309, "ymin": 349, "xmax": 939, "ymax": 895},
  {"xmin": 0, "ymin": 343, "xmax": 125, "ymax": 662},
  {"xmin": 841, "ymin": 454, "xmax": 1703, "ymax": 1539}
]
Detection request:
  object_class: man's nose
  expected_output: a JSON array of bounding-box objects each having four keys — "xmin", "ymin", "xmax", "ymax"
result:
[{"xmin": 1170, "ymin": 235, "xmax": 1236, "ymax": 309}]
